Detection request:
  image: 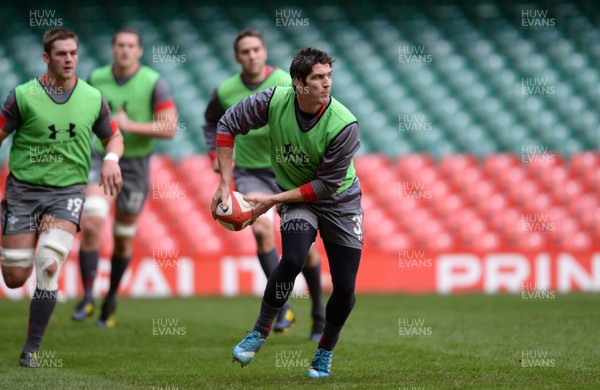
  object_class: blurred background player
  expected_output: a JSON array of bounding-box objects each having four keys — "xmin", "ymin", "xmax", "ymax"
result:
[
  {"xmin": 212, "ymin": 48, "xmax": 362, "ymax": 378},
  {"xmin": 204, "ymin": 29, "xmax": 325, "ymax": 340},
  {"xmin": 0, "ymin": 28, "xmax": 123, "ymax": 366},
  {"xmin": 72, "ymin": 27, "xmax": 178, "ymax": 327}
]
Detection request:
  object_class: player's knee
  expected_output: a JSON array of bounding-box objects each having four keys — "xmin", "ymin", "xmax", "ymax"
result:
[
  {"xmin": 252, "ymin": 217, "xmax": 273, "ymax": 242},
  {"xmin": 2, "ymin": 269, "xmax": 27, "ymax": 288},
  {"xmin": 1, "ymin": 248, "xmax": 34, "ymax": 288},
  {"xmin": 35, "ymin": 229, "xmax": 74, "ymax": 290},
  {"xmin": 43, "ymin": 261, "xmax": 58, "ymax": 277},
  {"xmin": 114, "ymin": 221, "xmax": 137, "ymax": 239},
  {"xmin": 4, "ymin": 277, "xmax": 25, "ymax": 289},
  {"xmin": 113, "ymin": 222, "xmax": 136, "ymax": 257},
  {"xmin": 306, "ymin": 246, "xmax": 321, "ymax": 267},
  {"xmin": 81, "ymin": 216, "xmax": 104, "ymax": 245},
  {"xmin": 279, "ymin": 256, "xmax": 304, "ymax": 276},
  {"xmin": 332, "ymin": 282, "xmax": 356, "ymax": 299},
  {"xmin": 83, "ymin": 196, "xmax": 110, "ymax": 220},
  {"xmin": 2, "ymin": 248, "xmax": 35, "ymax": 269}
]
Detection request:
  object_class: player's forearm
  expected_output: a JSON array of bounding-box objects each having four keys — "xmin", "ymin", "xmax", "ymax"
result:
[
  {"xmin": 217, "ymin": 146, "xmax": 234, "ymax": 186},
  {"xmin": 271, "ymin": 187, "xmax": 305, "ymax": 204},
  {"xmin": 125, "ymin": 115, "xmax": 178, "ymax": 138},
  {"xmin": 101, "ymin": 131, "xmax": 124, "ymax": 158}
]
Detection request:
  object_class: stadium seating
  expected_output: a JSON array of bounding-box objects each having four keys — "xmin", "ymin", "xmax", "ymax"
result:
[
  {"xmin": 0, "ymin": 1, "xmax": 599, "ymax": 158},
  {"xmin": 78, "ymin": 152, "xmax": 600, "ymax": 256},
  {"xmin": 0, "ymin": 1, "xmax": 598, "ymax": 257}
]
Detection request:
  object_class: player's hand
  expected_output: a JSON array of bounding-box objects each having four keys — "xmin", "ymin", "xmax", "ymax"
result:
[
  {"xmin": 243, "ymin": 193, "xmax": 276, "ymax": 224},
  {"xmin": 114, "ymin": 108, "xmax": 131, "ymax": 132},
  {"xmin": 100, "ymin": 160, "xmax": 122, "ymax": 196},
  {"xmin": 210, "ymin": 184, "xmax": 230, "ymax": 219}
]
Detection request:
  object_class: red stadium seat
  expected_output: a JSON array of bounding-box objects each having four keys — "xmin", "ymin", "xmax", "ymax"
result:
[
  {"xmin": 371, "ymin": 232, "xmax": 413, "ymax": 253},
  {"xmin": 421, "ymin": 231, "xmax": 455, "ymax": 251},
  {"xmin": 483, "ymin": 153, "xmax": 521, "ymax": 177},
  {"xmin": 570, "ymin": 151, "xmax": 600, "ymax": 176},
  {"xmin": 431, "ymin": 193, "xmax": 463, "ymax": 218},
  {"xmin": 513, "ymin": 231, "xmax": 548, "ymax": 251},
  {"xmin": 429, "ymin": 180, "xmax": 451, "ymax": 199},
  {"xmin": 396, "ymin": 154, "xmax": 434, "ymax": 173},
  {"xmin": 439, "ymin": 154, "xmax": 478, "ymax": 178},
  {"xmin": 449, "ymin": 166, "xmax": 484, "ymax": 192},
  {"xmin": 559, "ymin": 231, "xmax": 592, "ymax": 251},
  {"xmin": 124, "ymin": 151, "xmax": 599, "ymax": 259},
  {"xmin": 525, "ymin": 151, "xmax": 564, "ymax": 176},
  {"xmin": 179, "ymin": 155, "xmax": 212, "ymax": 173},
  {"xmin": 473, "ymin": 232, "xmax": 502, "ymax": 251},
  {"xmin": 582, "ymin": 168, "xmax": 600, "ymax": 191},
  {"xmin": 495, "ymin": 165, "xmax": 528, "ymax": 193},
  {"xmin": 521, "ymin": 193, "xmax": 555, "ymax": 215}
]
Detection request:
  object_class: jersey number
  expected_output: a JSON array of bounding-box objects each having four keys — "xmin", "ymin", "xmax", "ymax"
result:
[
  {"xmin": 127, "ymin": 191, "xmax": 145, "ymax": 212},
  {"xmin": 67, "ymin": 197, "xmax": 83, "ymax": 217},
  {"xmin": 351, "ymin": 214, "xmax": 363, "ymax": 242}
]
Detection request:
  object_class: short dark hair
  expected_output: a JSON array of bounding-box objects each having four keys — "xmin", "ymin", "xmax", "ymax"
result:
[
  {"xmin": 43, "ymin": 28, "xmax": 78, "ymax": 54},
  {"xmin": 233, "ymin": 29, "xmax": 265, "ymax": 54},
  {"xmin": 112, "ymin": 27, "xmax": 142, "ymax": 47},
  {"xmin": 289, "ymin": 48, "xmax": 334, "ymax": 87}
]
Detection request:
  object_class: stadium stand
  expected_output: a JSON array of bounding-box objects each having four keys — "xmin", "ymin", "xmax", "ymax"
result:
[{"xmin": 0, "ymin": 0, "xmax": 599, "ymax": 263}]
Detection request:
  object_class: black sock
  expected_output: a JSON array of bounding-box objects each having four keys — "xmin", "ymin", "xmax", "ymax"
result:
[
  {"xmin": 263, "ymin": 219, "xmax": 317, "ymax": 308},
  {"xmin": 318, "ymin": 240, "xmax": 362, "ymax": 351},
  {"xmin": 257, "ymin": 218, "xmax": 317, "ymax": 336},
  {"xmin": 23, "ymin": 289, "xmax": 57, "ymax": 353},
  {"xmin": 79, "ymin": 249, "xmax": 99, "ymax": 302},
  {"xmin": 253, "ymin": 299, "xmax": 280, "ymax": 339},
  {"xmin": 257, "ymin": 248, "xmax": 279, "ymax": 278},
  {"xmin": 106, "ymin": 254, "xmax": 131, "ymax": 301},
  {"xmin": 302, "ymin": 262, "xmax": 325, "ymax": 329},
  {"xmin": 258, "ymin": 249, "xmax": 292, "ymax": 314},
  {"xmin": 318, "ymin": 321, "xmax": 343, "ymax": 351}
]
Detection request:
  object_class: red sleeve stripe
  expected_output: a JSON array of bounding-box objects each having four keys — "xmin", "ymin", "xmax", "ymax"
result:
[
  {"xmin": 300, "ymin": 183, "xmax": 318, "ymax": 202},
  {"xmin": 0, "ymin": 113, "xmax": 6, "ymax": 130},
  {"xmin": 110, "ymin": 119, "xmax": 118, "ymax": 133},
  {"xmin": 154, "ymin": 99, "xmax": 175, "ymax": 112},
  {"xmin": 216, "ymin": 134, "xmax": 234, "ymax": 148}
]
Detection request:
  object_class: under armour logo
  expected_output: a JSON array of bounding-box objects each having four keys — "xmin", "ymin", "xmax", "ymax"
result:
[{"xmin": 48, "ymin": 123, "xmax": 76, "ymax": 139}]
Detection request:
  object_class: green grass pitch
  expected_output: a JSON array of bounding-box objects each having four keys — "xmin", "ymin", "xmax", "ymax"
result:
[{"xmin": 0, "ymin": 293, "xmax": 598, "ymax": 389}]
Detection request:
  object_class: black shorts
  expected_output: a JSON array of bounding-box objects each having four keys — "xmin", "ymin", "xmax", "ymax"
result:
[
  {"xmin": 2, "ymin": 174, "xmax": 85, "ymax": 234},
  {"xmin": 89, "ymin": 149, "xmax": 150, "ymax": 215},
  {"xmin": 278, "ymin": 202, "xmax": 364, "ymax": 250}
]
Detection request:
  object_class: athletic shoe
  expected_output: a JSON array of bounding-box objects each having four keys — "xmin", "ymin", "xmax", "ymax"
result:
[
  {"xmin": 307, "ymin": 348, "xmax": 333, "ymax": 378},
  {"xmin": 19, "ymin": 351, "xmax": 39, "ymax": 368},
  {"xmin": 232, "ymin": 330, "xmax": 265, "ymax": 367},
  {"xmin": 273, "ymin": 307, "xmax": 295, "ymax": 333},
  {"xmin": 71, "ymin": 300, "xmax": 95, "ymax": 321},
  {"xmin": 96, "ymin": 298, "xmax": 116, "ymax": 328}
]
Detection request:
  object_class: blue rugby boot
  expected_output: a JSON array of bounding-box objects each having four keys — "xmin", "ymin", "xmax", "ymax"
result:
[
  {"xmin": 232, "ymin": 330, "xmax": 265, "ymax": 367},
  {"xmin": 307, "ymin": 348, "xmax": 333, "ymax": 378}
]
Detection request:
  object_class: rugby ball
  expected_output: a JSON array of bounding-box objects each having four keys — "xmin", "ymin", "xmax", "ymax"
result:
[{"xmin": 216, "ymin": 191, "xmax": 253, "ymax": 231}]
